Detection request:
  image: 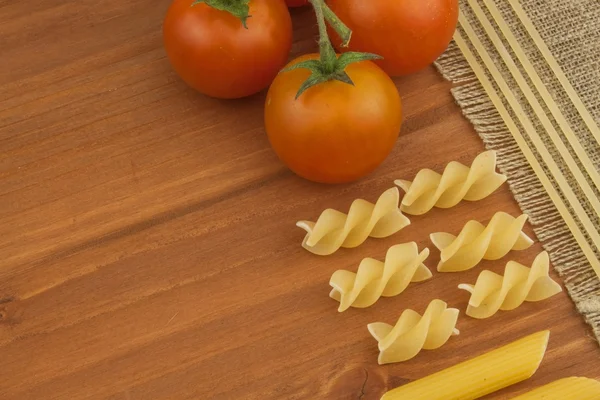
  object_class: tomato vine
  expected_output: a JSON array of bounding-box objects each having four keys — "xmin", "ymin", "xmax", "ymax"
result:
[{"xmin": 284, "ymin": 0, "xmax": 382, "ymax": 98}]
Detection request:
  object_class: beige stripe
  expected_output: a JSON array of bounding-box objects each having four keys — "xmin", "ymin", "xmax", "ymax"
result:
[
  {"xmin": 458, "ymin": 13, "xmax": 600, "ymax": 247},
  {"xmin": 472, "ymin": 0, "xmax": 600, "ymax": 198},
  {"xmin": 507, "ymin": 0, "xmax": 600, "ymax": 144},
  {"xmin": 453, "ymin": 24, "xmax": 600, "ymax": 278}
]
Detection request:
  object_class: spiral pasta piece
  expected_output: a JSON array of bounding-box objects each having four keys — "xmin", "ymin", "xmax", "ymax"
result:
[
  {"xmin": 296, "ymin": 187, "xmax": 410, "ymax": 256},
  {"xmin": 329, "ymin": 242, "xmax": 432, "ymax": 312},
  {"xmin": 458, "ymin": 251, "xmax": 562, "ymax": 319},
  {"xmin": 395, "ymin": 151, "xmax": 507, "ymax": 215},
  {"xmin": 431, "ymin": 212, "xmax": 534, "ymax": 272},
  {"xmin": 368, "ymin": 299, "xmax": 460, "ymax": 364}
]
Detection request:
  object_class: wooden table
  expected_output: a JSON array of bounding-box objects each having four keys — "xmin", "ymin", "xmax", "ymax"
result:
[{"xmin": 2, "ymin": 3, "xmax": 599, "ymax": 399}]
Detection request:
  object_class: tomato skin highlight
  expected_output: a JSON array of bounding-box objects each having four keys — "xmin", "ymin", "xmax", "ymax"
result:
[
  {"xmin": 285, "ymin": 0, "xmax": 309, "ymax": 7},
  {"xmin": 265, "ymin": 54, "xmax": 402, "ymax": 184},
  {"xmin": 327, "ymin": 0, "xmax": 459, "ymax": 76},
  {"xmin": 163, "ymin": 0, "xmax": 293, "ymax": 99}
]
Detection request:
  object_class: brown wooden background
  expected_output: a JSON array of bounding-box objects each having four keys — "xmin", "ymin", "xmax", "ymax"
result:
[{"xmin": 1, "ymin": 2, "xmax": 599, "ymax": 399}]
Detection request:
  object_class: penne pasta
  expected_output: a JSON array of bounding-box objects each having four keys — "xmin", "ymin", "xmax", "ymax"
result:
[
  {"xmin": 381, "ymin": 330, "xmax": 549, "ymax": 400},
  {"xmin": 511, "ymin": 377, "xmax": 600, "ymax": 399}
]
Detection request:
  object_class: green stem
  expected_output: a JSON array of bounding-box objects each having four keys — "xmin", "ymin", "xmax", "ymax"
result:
[
  {"xmin": 322, "ymin": 2, "xmax": 352, "ymax": 47},
  {"xmin": 192, "ymin": 0, "xmax": 251, "ymax": 28},
  {"xmin": 309, "ymin": 0, "xmax": 337, "ymax": 73},
  {"xmin": 283, "ymin": 0, "xmax": 381, "ymax": 98}
]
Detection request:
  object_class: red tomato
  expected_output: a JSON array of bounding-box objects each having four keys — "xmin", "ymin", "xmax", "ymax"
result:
[
  {"xmin": 327, "ymin": 0, "xmax": 459, "ymax": 76},
  {"xmin": 163, "ymin": 0, "xmax": 293, "ymax": 99},
  {"xmin": 286, "ymin": 0, "xmax": 309, "ymax": 7},
  {"xmin": 264, "ymin": 54, "xmax": 402, "ymax": 184}
]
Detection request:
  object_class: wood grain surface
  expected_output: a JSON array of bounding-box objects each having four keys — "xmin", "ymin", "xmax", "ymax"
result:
[{"xmin": 1, "ymin": 2, "xmax": 599, "ymax": 399}]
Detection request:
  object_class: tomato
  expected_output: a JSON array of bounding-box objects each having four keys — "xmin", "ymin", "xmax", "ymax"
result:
[
  {"xmin": 264, "ymin": 54, "xmax": 402, "ymax": 184},
  {"xmin": 163, "ymin": 0, "xmax": 293, "ymax": 99},
  {"xmin": 285, "ymin": 0, "xmax": 309, "ymax": 7},
  {"xmin": 327, "ymin": 0, "xmax": 459, "ymax": 76}
]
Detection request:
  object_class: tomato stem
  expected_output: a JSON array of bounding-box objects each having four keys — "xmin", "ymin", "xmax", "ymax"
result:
[
  {"xmin": 321, "ymin": 2, "xmax": 351, "ymax": 47},
  {"xmin": 192, "ymin": 0, "xmax": 251, "ymax": 28},
  {"xmin": 281, "ymin": 0, "xmax": 382, "ymax": 99},
  {"xmin": 309, "ymin": 0, "xmax": 351, "ymax": 50},
  {"xmin": 310, "ymin": 0, "xmax": 337, "ymax": 72}
]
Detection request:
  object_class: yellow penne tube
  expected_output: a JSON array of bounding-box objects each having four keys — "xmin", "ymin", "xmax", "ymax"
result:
[
  {"xmin": 511, "ymin": 377, "xmax": 600, "ymax": 399},
  {"xmin": 381, "ymin": 331, "xmax": 549, "ymax": 400}
]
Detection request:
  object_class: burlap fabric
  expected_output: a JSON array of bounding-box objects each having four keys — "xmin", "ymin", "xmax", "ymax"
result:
[{"xmin": 435, "ymin": 0, "xmax": 600, "ymax": 343}]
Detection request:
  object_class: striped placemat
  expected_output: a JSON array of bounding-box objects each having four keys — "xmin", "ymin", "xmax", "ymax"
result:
[{"xmin": 435, "ymin": 0, "xmax": 600, "ymax": 343}]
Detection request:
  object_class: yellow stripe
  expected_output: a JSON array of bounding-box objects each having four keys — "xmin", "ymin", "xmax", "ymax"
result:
[
  {"xmin": 453, "ymin": 24, "xmax": 600, "ymax": 278},
  {"xmin": 381, "ymin": 331, "xmax": 549, "ymax": 400},
  {"xmin": 468, "ymin": 0, "xmax": 600, "ymax": 205},
  {"xmin": 507, "ymin": 0, "xmax": 600, "ymax": 144},
  {"xmin": 511, "ymin": 377, "xmax": 600, "ymax": 399}
]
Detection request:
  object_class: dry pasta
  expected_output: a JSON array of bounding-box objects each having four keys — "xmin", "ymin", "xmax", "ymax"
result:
[
  {"xmin": 296, "ymin": 187, "xmax": 410, "ymax": 256},
  {"xmin": 431, "ymin": 212, "xmax": 534, "ymax": 272},
  {"xmin": 511, "ymin": 377, "xmax": 600, "ymax": 399},
  {"xmin": 368, "ymin": 299, "xmax": 459, "ymax": 364},
  {"xmin": 395, "ymin": 150, "xmax": 506, "ymax": 215},
  {"xmin": 458, "ymin": 251, "xmax": 562, "ymax": 319},
  {"xmin": 329, "ymin": 242, "xmax": 431, "ymax": 312},
  {"xmin": 381, "ymin": 330, "xmax": 550, "ymax": 400}
]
